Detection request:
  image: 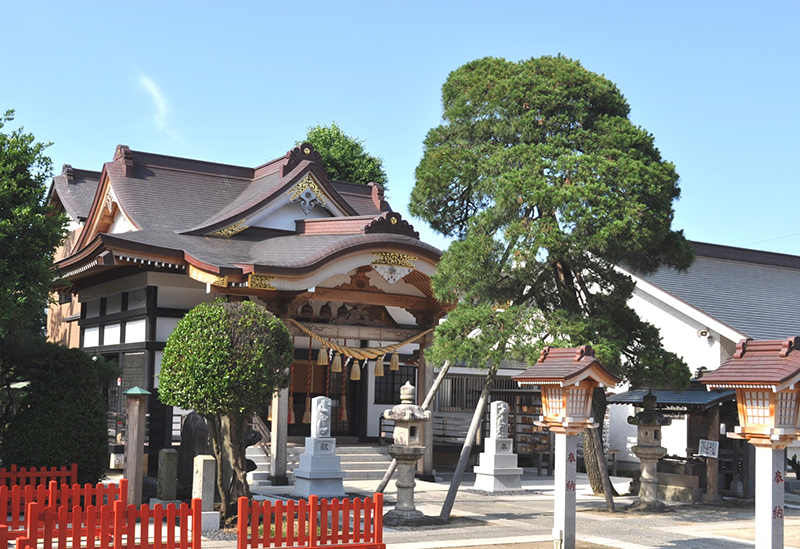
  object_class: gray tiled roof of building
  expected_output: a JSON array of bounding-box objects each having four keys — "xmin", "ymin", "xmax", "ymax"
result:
[
  {"xmin": 51, "ymin": 167, "xmax": 101, "ymax": 221},
  {"xmin": 634, "ymin": 242, "xmax": 800, "ymax": 341}
]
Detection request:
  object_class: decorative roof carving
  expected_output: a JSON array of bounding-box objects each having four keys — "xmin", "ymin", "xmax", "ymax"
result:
[
  {"xmin": 248, "ymin": 274, "xmax": 276, "ymax": 290},
  {"xmin": 114, "ymin": 145, "xmax": 134, "ymax": 177},
  {"xmin": 209, "ymin": 220, "xmax": 248, "ymax": 237},
  {"xmin": 282, "ymin": 143, "xmax": 326, "ymax": 177},
  {"xmin": 335, "ymin": 267, "xmax": 383, "ymax": 293},
  {"xmin": 287, "ymin": 173, "xmax": 328, "ymax": 215},
  {"xmin": 364, "ymin": 212, "xmax": 419, "ymax": 239}
]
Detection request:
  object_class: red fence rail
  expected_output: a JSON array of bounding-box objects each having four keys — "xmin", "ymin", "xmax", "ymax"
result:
[
  {"xmin": 0, "ymin": 479, "xmax": 127, "ymax": 537},
  {"xmin": 11, "ymin": 498, "xmax": 201, "ymax": 549},
  {"xmin": 0, "ymin": 464, "xmax": 78, "ymax": 488},
  {"xmin": 237, "ymin": 493, "xmax": 385, "ymax": 549}
]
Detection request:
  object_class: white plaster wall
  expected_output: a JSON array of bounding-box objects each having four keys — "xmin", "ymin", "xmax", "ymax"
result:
[
  {"xmin": 156, "ymin": 285, "xmax": 215, "ymax": 309},
  {"xmin": 156, "ymin": 318, "xmax": 181, "ymax": 342},
  {"xmin": 629, "ymin": 288, "xmax": 726, "ymax": 375},
  {"xmin": 83, "ymin": 326, "xmax": 99, "ymax": 347},
  {"xmin": 125, "ymin": 319, "xmax": 146, "ymax": 343},
  {"xmin": 103, "ymin": 323, "xmax": 121, "ymax": 345},
  {"xmin": 252, "ymin": 202, "xmax": 329, "ymax": 231}
]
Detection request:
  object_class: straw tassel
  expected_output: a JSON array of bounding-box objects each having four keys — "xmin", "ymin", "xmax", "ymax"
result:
[
  {"xmin": 350, "ymin": 360, "xmax": 361, "ymax": 381},
  {"xmin": 331, "ymin": 352, "xmax": 342, "ymax": 373},
  {"xmin": 303, "ymin": 395, "xmax": 311, "ymax": 423},
  {"xmin": 374, "ymin": 355, "xmax": 385, "ymax": 377},
  {"xmin": 288, "ymin": 404, "xmax": 296, "ymax": 424},
  {"xmin": 390, "ymin": 350, "xmax": 400, "ymax": 371},
  {"xmin": 317, "ymin": 346, "xmax": 329, "ymax": 366}
]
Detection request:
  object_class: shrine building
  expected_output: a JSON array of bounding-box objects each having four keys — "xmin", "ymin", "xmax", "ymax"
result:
[{"xmin": 47, "ymin": 143, "xmax": 446, "ymax": 471}]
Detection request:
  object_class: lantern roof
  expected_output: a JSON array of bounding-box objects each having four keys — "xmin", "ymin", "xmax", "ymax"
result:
[
  {"xmin": 512, "ymin": 345, "xmax": 621, "ymax": 388},
  {"xmin": 701, "ymin": 336, "xmax": 800, "ymax": 391}
]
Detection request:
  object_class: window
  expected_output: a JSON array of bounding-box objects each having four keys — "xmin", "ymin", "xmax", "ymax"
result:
[{"xmin": 374, "ymin": 365, "xmax": 416, "ymax": 405}]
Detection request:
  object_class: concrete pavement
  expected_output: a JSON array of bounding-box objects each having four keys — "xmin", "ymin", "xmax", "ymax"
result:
[{"xmin": 245, "ymin": 471, "xmax": 800, "ymax": 549}]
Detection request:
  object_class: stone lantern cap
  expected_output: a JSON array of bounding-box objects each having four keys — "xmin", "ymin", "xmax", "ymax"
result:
[
  {"xmin": 701, "ymin": 337, "xmax": 800, "ymax": 391},
  {"xmin": 512, "ymin": 346, "xmax": 621, "ymax": 388},
  {"xmin": 383, "ymin": 382, "xmax": 431, "ymax": 423}
]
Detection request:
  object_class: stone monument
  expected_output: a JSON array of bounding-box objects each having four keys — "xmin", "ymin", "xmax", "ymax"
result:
[
  {"xmin": 627, "ymin": 391, "xmax": 672, "ymax": 512},
  {"xmin": 473, "ymin": 401, "xmax": 523, "ymax": 491},
  {"xmin": 293, "ymin": 396, "xmax": 346, "ymax": 497},
  {"xmin": 383, "ymin": 382, "xmax": 440, "ymax": 526}
]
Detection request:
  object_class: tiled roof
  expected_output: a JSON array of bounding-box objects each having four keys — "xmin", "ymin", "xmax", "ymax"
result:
[
  {"xmin": 56, "ymin": 143, "xmax": 439, "ymax": 276},
  {"xmin": 512, "ymin": 346, "xmax": 621, "ymax": 387},
  {"xmin": 701, "ymin": 337, "xmax": 800, "ymax": 389},
  {"xmin": 608, "ymin": 386, "xmax": 735, "ymax": 411},
  {"xmin": 50, "ymin": 166, "xmax": 101, "ymax": 221},
  {"xmin": 633, "ymin": 242, "xmax": 800, "ymax": 340}
]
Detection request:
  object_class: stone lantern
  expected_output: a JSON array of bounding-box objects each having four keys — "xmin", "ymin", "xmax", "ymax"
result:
[
  {"xmin": 702, "ymin": 337, "xmax": 800, "ymax": 549},
  {"xmin": 513, "ymin": 346, "xmax": 620, "ymax": 549},
  {"xmin": 382, "ymin": 382, "xmax": 432, "ymax": 525},
  {"xmin": 627, "ymin": 391, "xmax": 672, "ymax": 511}
]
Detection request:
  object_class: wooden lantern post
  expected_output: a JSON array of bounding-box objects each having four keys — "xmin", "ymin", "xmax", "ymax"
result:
[
  {"xmin": 124, "ymin": 386, "xmax": 151, "ymax": 506},
  {"xmin": 513, "ymin": 346, "xmax": 620, "ymax": 549},
  {"xmin": 702, "ymin": 337, "xmax": 800, "ymax": 549}
]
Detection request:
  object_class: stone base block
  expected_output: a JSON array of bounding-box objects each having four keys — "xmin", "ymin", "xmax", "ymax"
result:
[
  {"xmin": 383, "ymin": 509, "xmax": 446, "ymax": 527},
  {"xmin": 476, "ymin": 452, "xmax": 519, "ymax": 469},
  {"xmin": 304, "ymin": 437, "xmax": 336, "ymax": 455},
  {"xmin": 298, "ymin": 453, "xmax": 342, "ymax": 471},
  {"xmin": 473, "ymin": 469, "xmax": 523, "ymax": 492},
  {"xmin": 487, "ymin": 438, "xmax": 515, "ymax": 455},
  {"xmin": 149, "ymin": 498, "xmax": 182, "ymax": 506},
  {"xmin": 200, "ymin": 511, "xmax": 220, "ymax": 531},
  {"xmin": 293, "ymin": 473, "xmax": 346, "ymax": 498}
]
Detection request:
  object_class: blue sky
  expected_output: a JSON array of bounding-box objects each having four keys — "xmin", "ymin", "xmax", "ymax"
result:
[{"xmin": 2, "ymin": 1, "xmax": 798, "ymax": 255}]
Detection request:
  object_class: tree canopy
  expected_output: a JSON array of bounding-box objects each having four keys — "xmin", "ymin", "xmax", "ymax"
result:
[
  {"xmin": 0, "ymin": 110, "xmax": 68, "ymax": 436},
  {"xmin": 0, "ymin": 110, "xmax": 67, "ymax": 339},
  {"xmin": 158, "ymin": 299, "xmax": 293, "ymax": 521},
  {"xmin": 410, "ymin": 56, "xmax": 693, "ymax": 389},
  {"xmin": 301, "ymin": 122, "xmax": 388, "ymax": 191}
]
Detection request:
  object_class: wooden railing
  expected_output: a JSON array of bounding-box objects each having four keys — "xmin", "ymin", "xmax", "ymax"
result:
[
  {"xmin": 0, "ymin": 464, "xmax": 78, "ymax": 488},
  {"xmin": 0, "ymin": 479, "xmax": 127, "ymax": 538},
  {"xmin": 237, "ymin": 493, "xmax": 385, "ymax": 549},
  {"xmin": 11, "ymin": 498, "xmax": 201, "ymax": 549}
]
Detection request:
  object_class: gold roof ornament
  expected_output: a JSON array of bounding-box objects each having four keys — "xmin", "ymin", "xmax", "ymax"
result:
[{"xmin": 209, "ymin": 220, "xmax": 248, "ymax": 237}]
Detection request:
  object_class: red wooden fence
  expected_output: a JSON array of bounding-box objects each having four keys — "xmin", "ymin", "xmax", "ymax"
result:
[
  {"xmin": 0, "ymin": 479, "xmax": 127, "ymax": 537},
  {"xmin": 0, "ymin": 464, "xmax": 78, "ymax": 488},
  {"xmin": 237, "ymin": 493, "xmax": 385, "ymax": 549},
  {"xmin": 12, "ymin": 498, "xmax": 201, "ymax": 549}
]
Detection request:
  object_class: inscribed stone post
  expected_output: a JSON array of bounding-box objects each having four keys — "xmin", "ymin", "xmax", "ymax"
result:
[
  {"xmin": 157, "ymin": 449, "xmax": 178, "ymax": 501},
  {"xmin": 123, "ymin": 387, "xmax": 150, "ymax": 506},
  {"xmin": 192, "ymin": 455, "xmax": 216, "ymax": 512}
]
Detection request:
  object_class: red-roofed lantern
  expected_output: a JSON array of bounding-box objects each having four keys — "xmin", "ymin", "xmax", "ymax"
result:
[
  {"xmin": 702, "ymin": 337, "xmax": 800, "ymax": 549},
  {"xmin": 513, "ymin": 346, "xmax": 620, "ymax": 549}
]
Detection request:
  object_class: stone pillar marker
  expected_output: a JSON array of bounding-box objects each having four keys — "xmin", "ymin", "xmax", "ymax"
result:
[
  {"xmin": 293, "ymin": 396, "xmax": 346, "ymax": 498},
  {"xmin": 270, "ymin": 388, "xmax": 289, "ymax": 486},
  {"xmin": 193, "ymin": 455, "xmax": 216, "ymax": 510},
  {"xmin": 124, "ymin": 386, "xmax": 151, "ymax": 506},
  {"xmin": 473, "ymin": 401, "xmax": 523, "ymax": 492},
  {"xmin": 193, "ymin": 455, "xmax": 220, "ymax": 531},
  {"xmin": 628, "ymin": 391, "xmax": 672, "ymax": 512},
  {"xmin": 156, "ymin": 449, "xmax": 178, "ymax": 501}
]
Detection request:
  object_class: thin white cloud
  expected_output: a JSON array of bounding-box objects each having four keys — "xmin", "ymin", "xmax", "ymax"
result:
[{"xmin": 138, "ymin": 72, "xmax": 179, "ymax": 140}]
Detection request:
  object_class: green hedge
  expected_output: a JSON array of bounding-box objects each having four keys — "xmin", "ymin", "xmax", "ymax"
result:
[{"xmin": 1, "ymin": 345, "xmax": 108, "ymax": 484}]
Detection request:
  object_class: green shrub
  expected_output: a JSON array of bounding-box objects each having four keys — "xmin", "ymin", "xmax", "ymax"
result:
[{"xmin": 0, "ymin": 345, "xmax": 109, "ymax": 484}]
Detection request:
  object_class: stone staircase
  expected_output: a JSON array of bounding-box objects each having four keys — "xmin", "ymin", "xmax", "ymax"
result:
[{"xmin": 247, "ymin": 443, "xmax": 393, "ymax": 487}]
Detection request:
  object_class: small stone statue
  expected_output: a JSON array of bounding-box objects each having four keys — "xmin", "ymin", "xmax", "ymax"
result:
[
  {"xmin": 492, "ymin": 401, "xmax": 509, "ymax": 439},
  {"xmin": 312, "ymin": 396, "xmax": 332, "ymax": 438}
]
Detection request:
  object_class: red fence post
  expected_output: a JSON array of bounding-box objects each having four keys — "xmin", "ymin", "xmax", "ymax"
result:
[
  {"xmin": 309, "ymin": 495, "xmax": 319, "ymax": 548},
  {"xmin": 191, "ymin": 498, "xmax": 202, "ymax": 549},
  {"xmin": 374, "ymin": 492, "xmax": 384, "ymax": 545},
  {"xmin": 237, "ymin": 497, "xmax": 248, "ymax": 549}
]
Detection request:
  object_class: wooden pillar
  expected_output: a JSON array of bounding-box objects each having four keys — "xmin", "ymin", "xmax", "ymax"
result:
[
  {"xmin": 270, "ymin": 387, "xmax": 289, "ymax": 485},
  {"xmin": 702, "ymin": 404, "xmax": 723, "ymax": 503},
  {"xmin": 417, "ymin": 334, "xmax": 435, "ymax": 481},
  {"xmin": 124, "ymin": 386, "xmax": 151, "ymax": 505}
]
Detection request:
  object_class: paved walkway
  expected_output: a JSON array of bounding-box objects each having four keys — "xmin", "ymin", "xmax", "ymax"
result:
[{"xmin": 242, "ymin": 472, "xmax": 800, "ymax": 549}]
